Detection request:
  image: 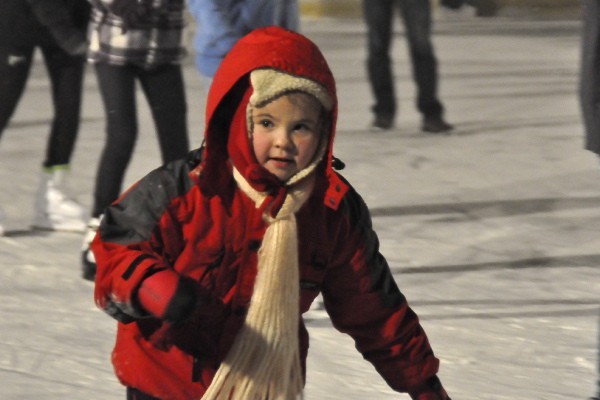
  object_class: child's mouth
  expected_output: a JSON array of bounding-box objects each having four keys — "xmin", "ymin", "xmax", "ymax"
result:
[{"xmin": 270, "ymin": 157, "xmax": 292, "ymax": 165}]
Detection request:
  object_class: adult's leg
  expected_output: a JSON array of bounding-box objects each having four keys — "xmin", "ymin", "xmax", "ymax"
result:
[
  {"xmin": 40, "ymin": 45, "xmax": 86, "ymax": 168},
  {"xmin": 398, "ymin": 0, "xmax": 443, "ymax": 118},
  {"xmin": 93, "ymin": 63, "xmax": 138, "ymax": 217},
  {"xmin": 362, "ymin": 0, "xmax": 396, "ymax": 120},
  {"xmin": 139, "ymin": 64, "xmax": 189, "ymax": 164},
  {"xmin": 580, "ymin": 0, "xmax": 600, "ymax": 155},
  {"xmin": 0, "ymin": 46, "xmax": 35, "ymax": 137},
  {"xmin": 0, "ymin": 46, "xmax": 34, "ymax": 234},
  {"xmin": 32, "ymin": 45, "xmax": 87, "ymax": 232}
]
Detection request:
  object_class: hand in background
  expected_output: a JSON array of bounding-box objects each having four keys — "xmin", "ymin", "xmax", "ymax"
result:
[{"xmin": 108, "ymin": 0, "xmax": 152, "ymax": 31}]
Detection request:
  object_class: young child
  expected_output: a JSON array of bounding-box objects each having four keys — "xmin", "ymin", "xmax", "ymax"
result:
[{"xmin": 92, "ymin": 26, "xmax": 451, "ymax": 400}]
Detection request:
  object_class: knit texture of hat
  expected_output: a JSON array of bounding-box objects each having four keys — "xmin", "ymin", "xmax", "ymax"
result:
[{"xmin": 249, "ymin": 68, "xmax": 333, "ymax": 111}]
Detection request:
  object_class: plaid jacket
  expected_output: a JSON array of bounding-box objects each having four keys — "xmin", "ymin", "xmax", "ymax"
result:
[{"xmin": 87, "ymin": 0, "xmax": 187, "ymax": 69}]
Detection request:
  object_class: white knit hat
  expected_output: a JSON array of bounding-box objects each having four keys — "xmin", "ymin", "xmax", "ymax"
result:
[
  {"xmin": 246, "ymin": 69, "xmax": 333, "ymax": 187},
  {"xmin": 249, "ymin": 68, "xmax": 333, "ymax": 111}
]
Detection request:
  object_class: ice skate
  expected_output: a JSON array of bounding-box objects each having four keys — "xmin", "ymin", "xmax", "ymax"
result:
[
  {"xmin": 81, "ymin": 216, "xmax": 101, "ymax": 281},
  {"xmin": 32, "ymin": 168, "xmax": 87, "ymax": 232}
]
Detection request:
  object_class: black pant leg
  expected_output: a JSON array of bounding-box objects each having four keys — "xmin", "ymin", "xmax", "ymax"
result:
[
  {"xmin": 40, "ymin": 44, "xmax": 86, "ymax": 168},
  {"xmin": 138, "ymin": 64, "xmax": 189, "ymax": 164},
  {"xmin": 0, "ymin": 45, "xmax": 34, "ymax": 137},
  {"xmin": 92, "ymin": 63, "xmax": 138, "ymax": 217},
  {"xmin": 362, "ymin": 0, "xmax": 396, "ymax": 118},
  {"xmin": 398, "ymin": 0, "xmax": 443, "ymax": 118}
]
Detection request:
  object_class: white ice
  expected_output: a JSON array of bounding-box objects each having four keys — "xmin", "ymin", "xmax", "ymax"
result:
[{"xmin": 0, "ymin": 10, "xmax": 598, "ymax": 400}]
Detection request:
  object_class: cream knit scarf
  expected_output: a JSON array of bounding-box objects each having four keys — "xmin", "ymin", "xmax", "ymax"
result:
[{"xmin": 201, "ymin": 168, "xmax": 314, "ymax": 400}]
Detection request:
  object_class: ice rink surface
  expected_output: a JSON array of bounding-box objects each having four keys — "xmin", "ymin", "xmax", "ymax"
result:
[{"xmin": 1, "ymin": 7, "xmax": 599, "ymax": 399}]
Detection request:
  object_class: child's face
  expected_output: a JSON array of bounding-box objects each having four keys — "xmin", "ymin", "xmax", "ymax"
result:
[{"xmin": 251, "ymin": 92, "xmax": 324, "ymax": 182}]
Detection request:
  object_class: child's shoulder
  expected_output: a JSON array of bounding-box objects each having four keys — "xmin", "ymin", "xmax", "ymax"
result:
[
  {"xmin": 326, "ymin": 170, "xmax": 372, "ymax": 227},
  {"xmin": 126, "ymin": 149, "xmax": 201, "ymax": 202}
]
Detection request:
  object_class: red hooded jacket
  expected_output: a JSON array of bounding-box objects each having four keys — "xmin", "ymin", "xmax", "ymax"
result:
[{"xmin": 92, "ymin": 26, "xmax": 442, "ymax": 399}]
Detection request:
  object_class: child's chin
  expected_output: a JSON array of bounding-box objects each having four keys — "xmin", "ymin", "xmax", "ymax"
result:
[
  {"xmin": 267, "ymin": 168, "xmax": 295, "ymax": 182},
  {"xmin": 274, "ymin": 172, "xmax": 292, "ymax": 182}
]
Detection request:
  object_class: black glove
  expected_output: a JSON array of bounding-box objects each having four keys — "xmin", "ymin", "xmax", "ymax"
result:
[
  {"xmin": 440, "ymin": 0, "xmax": 464, "ymax": 10},
  {"xmin": 167, "ymin": 291, "xmax": 226, "ymax": 357},
  {"xmin": 409, "ymin": 376, "xmax": 451, "ymax": 400},
  {"xmin": 108, "ymin": 0, "xmax": 151, "ymax": 31}
]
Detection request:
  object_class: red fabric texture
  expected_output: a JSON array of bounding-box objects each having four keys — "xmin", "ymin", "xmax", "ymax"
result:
[
  {"xmin": 137, "ymin": 269, "xmax": 180, "ymax": 319},
  {"xmin": 92, "ymin": 26, "xmax": 444, "ymax": 400}
]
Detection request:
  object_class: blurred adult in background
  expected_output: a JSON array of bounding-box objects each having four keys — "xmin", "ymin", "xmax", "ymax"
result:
[
  {"xmin": 580, "ymin": 4, "xmax": 600, "ymax": 398},
  {"xmin": 580, "ymin": 0, "xmax": 600, "ymax": 159},
  {"xmin": 187, "ymin": 0, "xmax": 299, "ymax": 92},
  {"xmin": 81, "ymin": 0, "xmax": 190, "ymax": 281},
  {"xmin": 0, "ymin": 0, "xmax": 90, "ymax": 235},
  {"xmin": 441, "ymin": 0, "xmax": 498, "ymax": 17},
  {"xmin": 362, "ymin": 0, "xmax": 453, "ymax": 133}
]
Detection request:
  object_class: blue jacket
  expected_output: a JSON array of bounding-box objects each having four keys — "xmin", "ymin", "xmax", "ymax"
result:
[{"xmin": 187, "ymin": 0, "xmax": 299, "ymax": 77}]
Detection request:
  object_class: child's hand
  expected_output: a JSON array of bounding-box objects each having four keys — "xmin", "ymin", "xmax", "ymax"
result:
[
  {"xmin": 167, "ymin": 293, "xmax": 226, "ymax": 357},
  {"xmin": 137, "ymin": 269, "xmax": 197, "ymax": 323}
]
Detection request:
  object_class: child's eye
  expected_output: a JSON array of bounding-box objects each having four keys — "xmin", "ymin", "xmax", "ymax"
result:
[
  {"xmin": 258, "ymin": 119, "xmax": 273, "ymax": 128},
  {"xmin": 293, "ymin": 123, "xmax": 313, "ymax": 133}
]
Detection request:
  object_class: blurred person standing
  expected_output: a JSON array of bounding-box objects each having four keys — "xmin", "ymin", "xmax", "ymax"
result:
[
  {"xmin": 362, "ymin": 0, "xmax": 453, "ymax": 132},
  {"xmin": 0, "ymin": 0, "xmax": 90, "ymax": 235},
  {"xmin": 81, "ymin": 0, "xmax": 190, "ymax": 281},
  {"xmin": 580, "ymin": 5, "xmax": 600, "ymax": 398},
  {"xmin": 187, "ymin": 0, "xmax": 299, "ymax": 92},
  {"xmin": 581, "ymin": 0, "xmax": 600, "ymax": 158}
]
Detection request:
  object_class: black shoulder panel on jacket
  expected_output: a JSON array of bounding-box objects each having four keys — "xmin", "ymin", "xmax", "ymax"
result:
[
  {"xmin": 335, "ymin": 174, "xmax": 372, "ymax": 229},
  {"xmin": 100, "ymin": 149, "xmax": 202, "ymax": 245},
  {"xmin": 335, "ymin": 173, "xmax": 405, "ymax": 309}
]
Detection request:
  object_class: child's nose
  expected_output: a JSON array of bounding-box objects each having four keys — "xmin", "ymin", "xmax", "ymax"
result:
[{"xmin": 273, "ymin": 128, "xmax": 293, "ymax": 149}]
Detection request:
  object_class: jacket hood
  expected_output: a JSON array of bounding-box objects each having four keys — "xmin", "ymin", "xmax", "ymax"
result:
[{"xmin": 198, "ymin": 26, "xmax": 346, "ymax": 209}]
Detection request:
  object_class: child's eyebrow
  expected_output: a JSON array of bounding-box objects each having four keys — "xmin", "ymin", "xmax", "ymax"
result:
[
  {"xmin": 294, "ymin": 117, "xmax": 319, "ymax": 125},
  {"xmin": 252, "ymin": 112, "xmax": 320, "ymax": 125},
  {"xmin": 252, "ymin": 111, "xmax": 277, "ymax": 120}
]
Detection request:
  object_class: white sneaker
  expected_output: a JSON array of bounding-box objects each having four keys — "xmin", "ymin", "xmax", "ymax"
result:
[
  {"xmin": 81, "ymin": 216, "xmax": 101, "ymax": 281},
  {"xmin": 32, "ymin": 168, "xmax": 87, "ymax": 232}
]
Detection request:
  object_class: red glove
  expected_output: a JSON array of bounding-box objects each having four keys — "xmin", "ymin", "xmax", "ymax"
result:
[
  {"xmin": 409, "ymin": 376, "xmax": 451, "ymax": 400},
  {"xmin": 137, "ymin": 269, "xmax": 197, "ymax": 323}
]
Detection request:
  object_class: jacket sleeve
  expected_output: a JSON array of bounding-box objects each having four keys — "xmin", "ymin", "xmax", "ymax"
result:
[
  {"xmin": 321, "ymin": 185, "xmax": 441, "ymax": 394},
  {"xmin": 92, "ymin": 152, "xmax": 200, "ymax": 323},
  {"xmin": 26, "ymin": 0, "xmax": 89, "ymax": 55}
]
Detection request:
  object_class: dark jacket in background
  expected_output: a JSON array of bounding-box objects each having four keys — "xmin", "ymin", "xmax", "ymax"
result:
[{"xmin": 0, "ymin": 0, "xmax": 90, "ymax": 51}]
